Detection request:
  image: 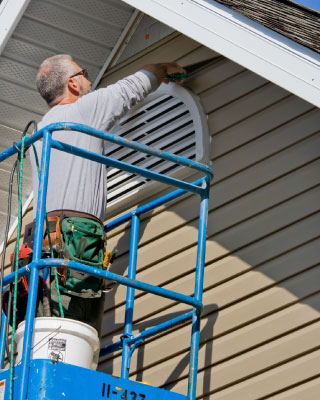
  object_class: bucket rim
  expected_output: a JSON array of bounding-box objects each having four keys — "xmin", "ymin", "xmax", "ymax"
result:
[{"xmin": 15, "ymin": 317, "xmax": 99, "ymax": 349}]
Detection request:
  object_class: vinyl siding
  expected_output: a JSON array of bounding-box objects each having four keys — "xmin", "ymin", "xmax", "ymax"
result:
[{"xmin": 98, "ymin": 34, "xmax": 320, "ymax": 399}]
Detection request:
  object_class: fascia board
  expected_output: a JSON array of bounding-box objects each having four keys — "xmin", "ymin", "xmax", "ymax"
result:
[
  {"xmin": 0, "ymin": 0, "xmax": 32, "ymax": 55},
  {"xmin": 121, "ymin": 0, "xmax": 320, "ymax": 108}
]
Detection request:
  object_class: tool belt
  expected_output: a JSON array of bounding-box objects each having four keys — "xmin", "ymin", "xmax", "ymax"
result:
[{"xmin": 24, "ymin": 210, "xmax": 106, "ymax": 297}]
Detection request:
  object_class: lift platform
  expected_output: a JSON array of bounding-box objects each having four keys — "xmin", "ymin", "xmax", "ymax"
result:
[{"xmin": 0, "ymin": 123, "xmax": 213, "ymax": 400}]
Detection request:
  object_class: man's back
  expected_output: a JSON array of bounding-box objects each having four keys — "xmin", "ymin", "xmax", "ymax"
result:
[{"xmin": 30, "ymin": 71, "xmax": 154, "ymax": 220}]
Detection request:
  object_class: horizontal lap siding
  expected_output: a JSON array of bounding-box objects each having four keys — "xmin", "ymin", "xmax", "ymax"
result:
[{"xmin": 100, "ymin": 35, "xmax": 320, "ymax": 399}]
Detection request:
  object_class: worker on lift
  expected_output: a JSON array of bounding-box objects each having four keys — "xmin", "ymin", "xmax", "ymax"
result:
[{"xmin": 25, "ymin": 54, "xmax": 186, "ymax": 346}]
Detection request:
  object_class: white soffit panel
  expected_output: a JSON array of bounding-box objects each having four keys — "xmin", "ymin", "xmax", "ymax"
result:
[{"xmin": 120, "ymin": 0, "xmax": 320, "ymax": 108}]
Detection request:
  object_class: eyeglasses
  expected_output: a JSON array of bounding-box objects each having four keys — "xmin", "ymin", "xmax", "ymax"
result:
[{"xmin": 69, "ymin": 68, "xmax": 89, "ymax": 80}]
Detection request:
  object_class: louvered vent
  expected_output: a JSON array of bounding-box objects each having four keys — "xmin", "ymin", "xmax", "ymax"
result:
[{"xmin": 105, "ymin": 83, "xmax": 209, "ymax": 208}]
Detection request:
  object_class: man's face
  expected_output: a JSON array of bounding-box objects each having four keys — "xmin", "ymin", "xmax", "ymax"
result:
[{"xmin": 70, "ymin": 61, "xmax": 92, "ymax": 96}]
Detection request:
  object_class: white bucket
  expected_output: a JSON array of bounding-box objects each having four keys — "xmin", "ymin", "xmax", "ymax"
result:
[{"xmin": 15, "ymin": 317, "xmax": 99, "ymax": 370}]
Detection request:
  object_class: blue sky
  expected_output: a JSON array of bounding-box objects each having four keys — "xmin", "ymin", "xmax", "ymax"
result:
[{"xmin": 290, "ymin": 0, "xmax": 320, "ymax": 12}]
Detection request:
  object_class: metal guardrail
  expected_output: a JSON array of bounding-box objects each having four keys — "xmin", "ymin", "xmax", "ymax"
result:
[{"xmin": 0, "ymin": 123, "xmax": 213, "ymax": 400}]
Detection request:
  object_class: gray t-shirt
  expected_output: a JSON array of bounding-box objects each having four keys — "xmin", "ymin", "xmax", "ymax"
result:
[{"xmin": 30, "ymin": 71, "xmax": 157, "ymax": 221}]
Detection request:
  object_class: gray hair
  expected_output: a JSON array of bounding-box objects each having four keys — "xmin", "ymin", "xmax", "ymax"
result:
[{"xmin": 36, "ymin": 54, "xmax": 76, "ymax": 106}]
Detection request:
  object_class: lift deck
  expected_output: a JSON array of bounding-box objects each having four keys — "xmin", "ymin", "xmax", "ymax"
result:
[{"xmin": 0, "ymin": 123, "xmax": 213, "ymax": 400}]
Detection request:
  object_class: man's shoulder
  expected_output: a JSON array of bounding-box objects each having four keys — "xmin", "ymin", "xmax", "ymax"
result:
[{"xmin": 39, "ymin": 103, "xmax": 79, "ymax": 128}]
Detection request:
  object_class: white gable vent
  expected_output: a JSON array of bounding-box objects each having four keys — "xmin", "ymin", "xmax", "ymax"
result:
[{"xmin": 105, "ymin": 82, "xmax": 210, "ymax": 209}]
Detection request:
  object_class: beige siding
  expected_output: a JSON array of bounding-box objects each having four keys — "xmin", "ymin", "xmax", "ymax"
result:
[{"xmin": 99, "ymin": 34, "xmax": 320, "ymax": 399}]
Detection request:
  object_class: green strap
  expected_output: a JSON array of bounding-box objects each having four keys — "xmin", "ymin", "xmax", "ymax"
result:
[{"xmin": 9, "ymin": 136, "xmax": 26, "ymax": 400}]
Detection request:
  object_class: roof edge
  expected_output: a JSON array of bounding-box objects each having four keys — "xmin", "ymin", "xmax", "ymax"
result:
[
  {"xmin": 0, "ymin": 0, "xmax": 32, "ymax": 55},
  {"xmin": 286, "ymin": 0, "xmax": 320, "ymax": 16},
  {"xmin": 120, "ymin": 0, "xmax": 320, "ymax": 108},
  {"xmin": 214, "ymin": 0, "xmax": 320, "ymax": 55}
]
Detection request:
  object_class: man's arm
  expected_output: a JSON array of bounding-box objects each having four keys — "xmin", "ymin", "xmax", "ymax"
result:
[
  {"xmin": 77, "ymin": 63, "xmax": 186, "ymax": 132},
  {"xmin": 141, "ymin": 63, "xmax": 187, "ymax": 86}
]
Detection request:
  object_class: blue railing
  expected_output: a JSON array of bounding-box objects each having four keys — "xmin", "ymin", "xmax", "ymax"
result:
[{"xmin": 0, "ymin": 123, "xmax": 213, "ymax": 400}]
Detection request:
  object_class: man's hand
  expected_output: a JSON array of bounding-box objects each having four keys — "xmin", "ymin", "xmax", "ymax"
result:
[
  {"xmin": 163, "ymin": 63, "xmax": 188, "ymax": 84},
  {"xmin": 142, "ymin": 62, "xmax": 187, "ymax": 86}
]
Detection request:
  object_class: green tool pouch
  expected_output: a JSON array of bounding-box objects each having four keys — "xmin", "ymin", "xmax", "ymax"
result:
[{"xmin": 60, "ymin": 217, "xmax": 105, "ymax": 297}]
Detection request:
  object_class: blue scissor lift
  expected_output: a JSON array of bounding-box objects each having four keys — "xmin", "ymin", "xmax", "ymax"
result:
[{"xmin": 0, "ymin": 123, "xmax": 213, "ymax": 400}]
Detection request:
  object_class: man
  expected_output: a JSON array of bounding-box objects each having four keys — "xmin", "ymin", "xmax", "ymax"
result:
[{"xmin": 30, "ymin": 54, "xmax": 186, "ymax": 339}]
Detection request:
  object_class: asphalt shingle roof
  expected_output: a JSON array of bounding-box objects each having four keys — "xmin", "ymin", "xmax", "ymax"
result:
[{"xmin": 214, "ymin": 0, "xmax": 320, "ymax": 54}]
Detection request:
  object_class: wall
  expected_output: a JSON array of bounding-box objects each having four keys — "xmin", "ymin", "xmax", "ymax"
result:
[
  {"xmin": 98, "ymin": 33, "xmax": 320, "ymax": 399},
  {"xmin": 3, "ymin": 30, "xmax": 319, "ymax": 399}
]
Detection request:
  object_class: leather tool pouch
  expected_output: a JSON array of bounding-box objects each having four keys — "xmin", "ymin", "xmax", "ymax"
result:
[
  {"xmin": 43, "ymin": 216, "xmax": 62, "ymax": 251},
  {"xmin": 24, "ymin": 217, "xmax": 66, "ymax": 285},
  {"xmin": 24, "ymin": 217, "xmax": 62, "ymax": 253},
  {"xmin": 43, "ymin": 216, "xmax": 67, "ymax": 286}
]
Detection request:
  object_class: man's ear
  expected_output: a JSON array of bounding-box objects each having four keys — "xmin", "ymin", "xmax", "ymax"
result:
[{"xmin": 67, "ymin": 77, "xmax": 80, "ymax": 96}]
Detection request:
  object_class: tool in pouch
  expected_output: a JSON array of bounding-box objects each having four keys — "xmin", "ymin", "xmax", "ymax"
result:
[
  {"xmin": 2, "ymin": 244, "xmax": 33, "ymax": 326},
  {"xmin": 102, "ymin": 249, "xmax": 118, "ymax": 292},
  {"xmin": 10, "ymin": 244, "xmax": 32, "ymax": 298}
]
